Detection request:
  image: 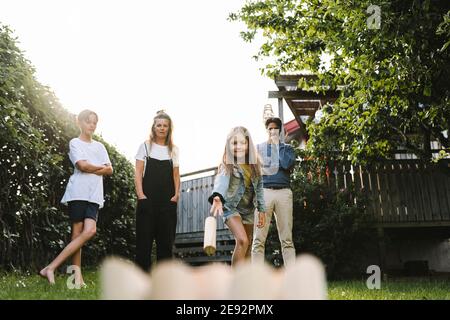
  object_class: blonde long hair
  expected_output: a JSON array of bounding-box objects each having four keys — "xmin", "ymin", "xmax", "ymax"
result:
[
  {"xmin": 219, "ymin": 126, "xmax": 262, "ymax": 178},
  {"xmin": 148, "ymin": 110, "xmax": 174, "ymax": 153}
]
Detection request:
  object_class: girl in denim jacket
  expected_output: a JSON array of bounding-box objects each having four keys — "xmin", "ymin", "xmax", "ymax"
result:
[{"xmin": 209, "ymin": 127, "xmax": 266, "ymax": 266}]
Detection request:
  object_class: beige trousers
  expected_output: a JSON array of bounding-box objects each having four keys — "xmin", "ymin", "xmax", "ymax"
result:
[{"xmin": 252, "ymin": 188, "xmax": 296, "ymax": 267}]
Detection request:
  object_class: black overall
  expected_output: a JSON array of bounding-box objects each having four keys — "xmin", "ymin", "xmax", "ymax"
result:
[{"xmin": 135, "ymin": 154, "xmax": 177, "ymax": 272}]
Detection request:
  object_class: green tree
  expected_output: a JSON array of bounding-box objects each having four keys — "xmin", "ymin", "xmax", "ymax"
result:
[{"xmin": 231, "ymin": 0, "xmax": 450, "ymax": 164}]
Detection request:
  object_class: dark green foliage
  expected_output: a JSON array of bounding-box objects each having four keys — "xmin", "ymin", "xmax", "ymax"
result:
[
  {"xmin": 0, "ymin": 24, "xmax": 136, "ymax": 270},
  {"xmin": 231, "ymin": 0, "xmax": 450, "ymax": 164}
]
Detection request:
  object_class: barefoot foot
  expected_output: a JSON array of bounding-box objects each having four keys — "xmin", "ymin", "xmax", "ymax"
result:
[{"xmin": 39, "ymin": 267, "xmax": 55, "ymax": 285}]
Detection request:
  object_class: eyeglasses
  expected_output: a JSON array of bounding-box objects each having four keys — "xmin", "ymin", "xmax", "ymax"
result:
[{"xmin": 268, "ymin": 128, "xmax": 280, "ymax": 131}]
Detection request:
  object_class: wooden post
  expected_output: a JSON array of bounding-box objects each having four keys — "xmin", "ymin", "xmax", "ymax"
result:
[{"xmin": 278, "ymin": 97, "xmax": 285, "ymax": 142}]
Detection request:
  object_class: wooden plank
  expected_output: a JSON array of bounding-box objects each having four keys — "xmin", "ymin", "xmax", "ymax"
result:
[
  {"xmin": 372, "ymin": 164, "xmax": 383, "ymax": 223},
  {"xmin": 268, "ymin": 90, "xmax": 339, "ymax": 100},
  {"xmin": 388, "ymin": 162, "xmax": 402, "ymax": 223},
  {"xmin": 188, "ymin": 180, "xmax": 195, "ymax": 233},
  {"xmin": 399, "ymin": 162, "xmax": 411, "ymax": 222},
  {"xmin": 202, "ymin": 176, "xmax": 211, "ymax": 229},
  {"xmin": 197, "ymin": 178, "xmax": 206, "ymax": 231},
  {"xmin": 180, "ymin": 166, "xmax": 217, "ymax": 178},
  {"xmin": 185, "ymin": 180, "xmax": 192, "ymax": 233},
  {"xmin": 175, "ymin": 232, "xmax": 233, "ymax": 245},
  {"xmin": 174, "ymin": 245, "xmax": 235, "ymax": 254},
  {"xmin": 373, "ymin": 164, "xmax": 384, "ymax": 222},
  {"xmin": 379, "ymin": 163, "xmax": 394, "ymax": 223},
  {"xmin": 192, "ymin": 178, "xmax": 201, "ymax": 232},
  {"xmin": 190, "ymin": 179, "xmax": 196, "ymax": 219},
  {"xmin": 176, "ymin": 229, "xmax": 233, "ymax": 240},
  {"xmin": 442, "ymin": 163, "xmax": 450, "ymax": 220},
  {"xmin": 432, "ymin": 164, "xmax": 449, "ymax": 221},
  {"xmin": 417, "ymin": 162, "xmax": 432, "ymax": 221},
  {"xmin": 363, "ymin": 165, "xmax": 377, "ymax": 220},
  {"xmin": 378, "ymin": 163, "xmax": 391, "ymax": 223},
  {"xmin": 179, "ymin": 181, "xmax": 184, "ymax": 233},
  {"xmin": 353, "ymin": 164, "xmax": 363, "ymax": 208},
  {"xmin": 428, "ymin": 164, "xmax": 443, "ymax": 221},
  {"xmin": 179, "ymin": 180, "xmax": 184, "ymax": 233},
  {"xmin": 184, "ymin": 180, "xmax": 191, "ymax": 233},
  {"xmin": 181, "ymin": 181, "xmax": 189, "ymax": 232},
  {"xmin": 403, "ymin": 161, "xmax": 420, "ymax": 223},
  {"xmin": 410, "ymin": 161, "xmax": 426, "ymax": 222},
  {"xmin": 424, "ymin": 162, "xmax": 439, "ymax": 221},
  {"xmin": 175, "ymin": 191, "xmax": 181, "ymax": 234}
]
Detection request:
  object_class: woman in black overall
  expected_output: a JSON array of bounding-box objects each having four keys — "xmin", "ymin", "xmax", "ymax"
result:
[{"xmin": 134, "ymin": 111, "xmax": 180, "ymax": 272}]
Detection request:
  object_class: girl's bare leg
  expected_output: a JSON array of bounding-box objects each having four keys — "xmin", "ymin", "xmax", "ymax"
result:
[
  {"xmin": 40, "ymin": 219, "xmax": 96, "ymax": 284},
  {"xmin": 243, "ymin": 224, "xmax": 254, "ymax": 259},
  {"xmin": 226, "ymin": 216, "xmax": 249, "ymax": 266}
]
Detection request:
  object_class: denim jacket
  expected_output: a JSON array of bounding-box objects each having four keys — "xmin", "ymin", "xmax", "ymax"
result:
[{"xmin": 208, "ymin": 164, "xmax": 266, "ymax": 213}]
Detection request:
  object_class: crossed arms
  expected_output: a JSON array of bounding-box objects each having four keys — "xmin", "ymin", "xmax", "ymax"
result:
[{"xmin": 75, "ymin": 160, "xmax": 113, "ymax": 176}]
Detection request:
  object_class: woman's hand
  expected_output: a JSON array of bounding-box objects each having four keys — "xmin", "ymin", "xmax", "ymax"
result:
[
  {"xmin": 257, "ymin": 211, "xmax": 266, "ymax": 228},
  {"xmin": 210, "ymin": 196, "xmax": 223, "ymax": 217},
  {"xmin": 137, "ymin": 194, "xmax": 147, "ymax": 200},
  {"xmin": 170, "ymin": 194, "xmax": 179, "ymax": 203}
]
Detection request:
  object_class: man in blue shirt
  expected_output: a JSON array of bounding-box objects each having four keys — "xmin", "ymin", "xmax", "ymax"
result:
[{"xmin": 252, "ymin": 117, "xmax": 297, "ymax": 266}]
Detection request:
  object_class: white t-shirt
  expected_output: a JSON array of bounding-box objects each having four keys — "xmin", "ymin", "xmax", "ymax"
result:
[
  {"xmin": 135, "ymin": 142, "xmax": 179, "ymax": 167},
  {"xmin": 61, "ymin": 138, "xmax": 111, "ymax": 208}
]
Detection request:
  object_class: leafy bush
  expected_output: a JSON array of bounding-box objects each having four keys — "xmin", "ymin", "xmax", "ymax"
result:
[
  {"xmin": 0, "ymin": 24, "xmax": 136, "ymax": 271},
  {"xmin": 265, "ymin": 145, "xmax": 377, "ymax": 279}
]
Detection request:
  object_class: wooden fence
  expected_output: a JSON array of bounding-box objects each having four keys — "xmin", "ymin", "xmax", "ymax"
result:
[
  {"xmin": 325, "ymin": 159, "xmax": 450, "ymax": 227},
  {"xmin": 176, "ymin": 159, "xmax": 450, "ymax": 236}
]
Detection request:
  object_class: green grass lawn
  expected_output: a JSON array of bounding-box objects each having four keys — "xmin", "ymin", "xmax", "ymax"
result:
[
  {"xmin": 0, "ymin": 270, "xmax": 100, "ymax": 300},
  {"xmin": 1, "ymin": 270, "xmax": 449, "ymax": 300},
  {"xmin": 328, "ymin": 278, "xmax": 450, "ymax": 300}
]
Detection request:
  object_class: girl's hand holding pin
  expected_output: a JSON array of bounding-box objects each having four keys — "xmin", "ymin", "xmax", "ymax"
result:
[{"xmin": 210, "ymin": 196, "xmax": 223, "ymax": 217}]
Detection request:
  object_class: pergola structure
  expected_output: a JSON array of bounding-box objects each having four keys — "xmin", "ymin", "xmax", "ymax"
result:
[{"xmin": 268, "ymin": 74, "xmax": 339, "ymax": 142}]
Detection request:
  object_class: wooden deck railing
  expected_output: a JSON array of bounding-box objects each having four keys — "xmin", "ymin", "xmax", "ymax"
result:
[{"xmin": 325, "ymin": 159, "xmax": 450, "ymax": 227}]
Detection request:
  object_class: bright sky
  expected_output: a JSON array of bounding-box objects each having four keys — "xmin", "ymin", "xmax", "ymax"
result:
[{"xmin": 1, "ymin": 0, "xmax": 294, "ymax": 174}]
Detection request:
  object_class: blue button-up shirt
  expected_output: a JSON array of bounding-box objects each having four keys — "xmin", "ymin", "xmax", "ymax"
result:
[{"xmin": 257, "ymin": 142, "xmax": 296, "ymax": 188}]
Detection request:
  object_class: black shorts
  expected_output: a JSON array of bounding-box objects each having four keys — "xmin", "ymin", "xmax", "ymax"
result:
[{"xmin": 68, "ymin": 201, "xmax": 99, "ymax": 223}]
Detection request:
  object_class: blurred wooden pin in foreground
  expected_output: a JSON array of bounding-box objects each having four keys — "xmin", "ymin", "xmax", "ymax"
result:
[{"xmin": 101, "ymin": 254, "xmax": 327, "ymax": 300}]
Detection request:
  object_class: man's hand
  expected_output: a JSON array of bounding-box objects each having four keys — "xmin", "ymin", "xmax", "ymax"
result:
[
  {"xmin": 268, "ymin": 129, "xmax": 280, "ymax": 144},
  {"xmin": 257, "ymin": 211, "xmax": 266, "ymax": 228}
]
